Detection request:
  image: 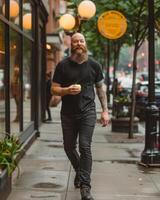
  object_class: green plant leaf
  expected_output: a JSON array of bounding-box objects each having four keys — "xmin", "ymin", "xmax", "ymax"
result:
[{"xmin": 0, "ymin": 134, "xmax": 22, "ymax": 176}]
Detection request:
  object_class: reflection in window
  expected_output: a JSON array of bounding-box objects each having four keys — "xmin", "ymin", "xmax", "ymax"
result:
[
  {"xmin": 0, "ymin": 0, "xmax": 5, "ymax": 16},
  {"xmin": 0, "ymin": 21, "xmax": 5, "ymax": 135},
  {"xmin": 10, "ymin": 29, "xmax": 21, "ymax": 133},
  {"xmin": 23, "ymin": 0, "xmax": 32, "ymax": 35},
  {"xmin": 0, "ymin": 0, "xmax": 20, "ymax": 25},
  {"xmin": 9, "ymin": 0, "xmax": 20, "ymax": 26},
  {"xmin": 23, "ymin": 38, "xmax": 32, "ymax": 128}
]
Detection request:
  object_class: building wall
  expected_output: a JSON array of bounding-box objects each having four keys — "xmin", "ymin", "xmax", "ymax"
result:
[
  {"xmin": 0, "ymin": 0, "xmax": 48, "ymax": 142},
  {"xmin": 46, "ymin": 0, "xmax": 67, "ymax": 74},
  {"xmin": 46, "ymin": 0, "xmax": 55, "ymax": 33}
]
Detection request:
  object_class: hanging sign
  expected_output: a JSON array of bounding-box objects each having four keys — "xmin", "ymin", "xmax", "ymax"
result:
[{"xmin": 97, "ymin": 10, "xmax": 127, "ymax": 39}]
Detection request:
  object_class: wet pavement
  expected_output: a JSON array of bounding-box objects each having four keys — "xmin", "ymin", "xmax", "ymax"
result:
[{"xmin": 8, "ymin": 102, "xmax": 160, "ymax": 200}]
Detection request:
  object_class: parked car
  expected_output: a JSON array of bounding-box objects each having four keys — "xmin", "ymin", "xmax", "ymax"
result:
[
  {"xmin": 116, "ymin": 77, "xmax": 132, "ymax": 97},
  {"xmin": 137, "ymin": 72, "xmax": 160, "ymax": 82},
  {"xmin": 135, "ymin": 81, "xmax": 160, "ymax": 120}
]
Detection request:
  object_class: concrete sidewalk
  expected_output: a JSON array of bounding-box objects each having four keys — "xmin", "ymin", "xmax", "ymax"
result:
[{"xmin": 8, "ymin": 105, "xmax": 160, "ymax": 200}]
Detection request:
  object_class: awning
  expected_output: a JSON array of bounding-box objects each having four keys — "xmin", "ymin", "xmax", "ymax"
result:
[
  {"xmin": 41, "ymin": 0, "xmax": 49, "ymax": 13},
  {"xmin": 46, "ymin": 33, "xmax": 63, "ymax": 50}
]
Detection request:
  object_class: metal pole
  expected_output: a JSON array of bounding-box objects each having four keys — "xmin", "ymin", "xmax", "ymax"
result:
[
  {"xmin": 148, "ymin": 0, "xmax": 155, "ymax": 100},
  {"xmin": 107, "ymin": 40, "xmax": 110, "ymax": 104},
  {"xmin": 140, "ymin": 0, "xmax": 160, "ymax": 166}
]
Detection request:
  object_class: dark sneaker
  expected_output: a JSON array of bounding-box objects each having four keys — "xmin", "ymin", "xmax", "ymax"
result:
[
  {"xmin": 74, "ymin": 172, "xmax": 80, "ymax": 188},
  {"xmin": 80, "ymin": 186, "xmax": 94, "ymax": 200}
]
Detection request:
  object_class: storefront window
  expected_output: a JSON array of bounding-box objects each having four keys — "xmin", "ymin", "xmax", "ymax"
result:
[
  {"xmin": 23, "ymin": 0, "xmax": 32, "ymax": 36},
  {"xmin": 10, "ymin": 29, "xmax": 21, "ymax": 134},
  {"xmin": 0, "ymin": 0, "xmax": 20, "ymax": 25},
  {"xmin": 0, "ymin": 20, "xmax": 5, "ymax": 135},
  {"xmin": 23, "ymin": 38, "xmax": 32, "ymax": 128},
  {"xmin": 9, "ymin": 0, "xmax": 20, "ymax": 26},
  {"xmin": 0, "ymin": 0, "xmax": 5, "ymax": 16}
]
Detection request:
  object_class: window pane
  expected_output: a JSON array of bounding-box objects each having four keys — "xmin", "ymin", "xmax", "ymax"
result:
[
  {"xmin": 23, "ymin": 0, "xmax": 32, "ymax": 36},
  {"xmin": 10, "ymin": 0, "xmax": 20, "ymax": 26},
  {"xmin": 23, "ymin": 38, "xmax": 32, "ymax": 128},
  {"xmin": 0, "ymin": 0, "xmax": 20, "ymax": 25},
  {"xmin": 10, "ymin": 29, "xmax": 21, "ymax": 134},
  {"xmin": 0, "ymin": 0, "xmax": 5, "ymax": 16},
  {"xmin": 0, "ymin": 20, "xmax": 5, "ymax": 136}
]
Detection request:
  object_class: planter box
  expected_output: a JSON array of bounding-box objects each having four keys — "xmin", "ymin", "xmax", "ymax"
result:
[
  {"xmin": 111, "ymin": 117, "xmax": 139, "ymax": 133},
  {"xmin": 0, "ymin": 169, "xmax": 12, "ymax": 200}
]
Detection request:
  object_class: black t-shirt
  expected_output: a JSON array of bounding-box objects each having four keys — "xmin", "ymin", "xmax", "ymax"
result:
[{"xmin": 53, "ymin": 57, "xmax": 104, "ymax": 114}]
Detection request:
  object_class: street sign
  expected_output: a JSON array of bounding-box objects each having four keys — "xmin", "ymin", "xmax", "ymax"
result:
[{"xmin": 98, "ymin": 10, "xmax": 127, "ymax": 39}]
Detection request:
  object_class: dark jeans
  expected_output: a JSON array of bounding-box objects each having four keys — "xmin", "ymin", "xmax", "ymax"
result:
[{"xmin": 61, "ymin": 111, "xmax": 96, "ymax": 188}]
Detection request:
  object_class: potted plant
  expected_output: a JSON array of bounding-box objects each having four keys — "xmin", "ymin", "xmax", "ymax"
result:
[
  {"xmin": 112, "ymin": 95, "xmax": 139, "ymax": 133},
  {"xmin": 113, "ymin": 95, "xmax": 131, "ymax": 118},
  {"xmin": 0, "ymin": 134, "xmax": 22, "ymax": 200}
]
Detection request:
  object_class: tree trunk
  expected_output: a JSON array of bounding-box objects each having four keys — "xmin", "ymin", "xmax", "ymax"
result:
[
  {"xmin": 113, "ymin": 42, "xmax": 121, "ymax": 95},
  {"xmin": 112, "ymin": 41, "xmax": 121, "ymax": 117},
  {"xmin": 129, "ymin": 46, "xmax": 138, "ymax": 138},
  {"xmin": 107, "ymin": 42, "xmax": 110, "ymax": 104},
  {"xmin": 103, "ymin": 42, "xmax": 110, "ymax": 104}
]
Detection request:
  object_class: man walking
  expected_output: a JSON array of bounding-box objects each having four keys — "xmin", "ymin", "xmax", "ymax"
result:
[{"xmin": 51, "ymin": 32, "xmax": 109, "ymax": 200}]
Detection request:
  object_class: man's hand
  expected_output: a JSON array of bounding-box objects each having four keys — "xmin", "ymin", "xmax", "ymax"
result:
[
  {"xmin": 68, "ymin": 84, "xmax": 81, "ymax": 95},
  {"xmin": 52, "ymin": 82, "xmax": 81, "ymax": 96},
  {"xmin": 100, "ymin": 111, "xmax": 110, "ymax": 127}
]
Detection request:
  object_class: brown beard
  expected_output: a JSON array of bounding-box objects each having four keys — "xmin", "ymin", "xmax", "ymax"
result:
[
  {"xmin": 70, "ymin": 54, "xmax": 88, "ymax": 64},
  {"xmin": 70, "ymin": 45, "xmax": 88, "ymax": 63},
  {"xmin": 71, "ymin": 45, "xmax": 87, "ymax": 54}
]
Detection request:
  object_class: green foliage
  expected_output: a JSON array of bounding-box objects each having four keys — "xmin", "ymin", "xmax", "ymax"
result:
[
  {"xmin": 66, "ymin": 0, "xmax": 81, "ymax": 12},
  {"xmin": 0, "ymin": 134, "xmax": 22, "ymax": 176},
  {"xmin": 155, "ymin": 38, "xmax": 160, "ymax": 61},
  {"xmin": 114, "ymin": 95, "xmax": 131, "ymax": 104},
  {"xmin": 114, "ymin": 95, "xmax": 131, "ymax": 117},
  {"xmin": 67, "ymin": 0, "xmax": 160, "ymax": 66},
  {"xmin": 80, "ymin": 0, "xmax": 137, "ymax": 64},
  {"xmin": 118, "ymin": 45, "xmax": 131, "ymax": 71}
]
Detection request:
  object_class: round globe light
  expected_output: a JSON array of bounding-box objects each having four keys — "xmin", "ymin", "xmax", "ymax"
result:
[
  {"xmin": 2, "ymin": 0, "xmax": 20, "ymax": 18},
  {"xmin": 46, "ymin": 44, "xmax": 52, "ymax": 50},
  {"xmin": 59, "ymin": 14, "xmax": 76, "ymax": 30},
  {"xmin": 78, "ymin": 0, "xmax": 96, "ymax": 19},
  {"xmin": 23, "ymin": 13, "xmax": 32, "ymax": 30}
]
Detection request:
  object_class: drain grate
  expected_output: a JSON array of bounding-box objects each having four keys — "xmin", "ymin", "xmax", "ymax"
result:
[
  {"xmin": 42, "ymin": 167, "xmax": 55, "ymax": 170},
  {"xmin": 32, "ymin": 182, "xmax": 62, "ymax": 189},
  {"xmin": 31, "ymin": 195, "xmax": 56, "ymax": 198},
  {"xmin": 48, "ymin": 144, "xmax": 63, "ymax": 148},
  {"xmin": 40, "ymin": 139, "xmax": 62, "ymax": 143},
  {"xmin": 93, "ymin": 159, "xmax": 138, "ymax": 164}
]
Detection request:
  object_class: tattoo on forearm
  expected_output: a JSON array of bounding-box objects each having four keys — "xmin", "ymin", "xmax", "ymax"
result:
[{"xmin": 96, "ymin": 86, "xmax": 108, "ymax": 112}]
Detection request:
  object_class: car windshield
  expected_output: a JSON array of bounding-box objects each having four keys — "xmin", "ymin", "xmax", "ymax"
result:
[
  {"xmin": 139, "ymin": 82, "xmax": 160, "ymax": 93},
  {"xmin": 155, "ymin": 84, "xmax": 160, "ymax": 92},
  {"xmin": 140, "ymin": 85, "xmax": 148, "ymax": 92}
]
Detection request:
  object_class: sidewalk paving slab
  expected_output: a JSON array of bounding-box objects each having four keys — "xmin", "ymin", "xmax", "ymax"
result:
[{"xmin": 8, "ymin": 105, "xmax": 160, "ymax": 200}]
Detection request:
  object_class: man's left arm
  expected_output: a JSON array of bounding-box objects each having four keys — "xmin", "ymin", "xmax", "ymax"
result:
[{"xmin": 96, "ymin": 83, "xmax": 110, "ymax": 126}]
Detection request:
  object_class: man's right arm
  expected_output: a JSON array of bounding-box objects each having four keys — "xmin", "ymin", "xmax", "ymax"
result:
[
  {"xmin": 51, "ymin": 82, "xmax": 81, "ymax": 96},
  {"xmin": 51, "ymin": 82, "xmax": 69, "ymax": 96}
]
